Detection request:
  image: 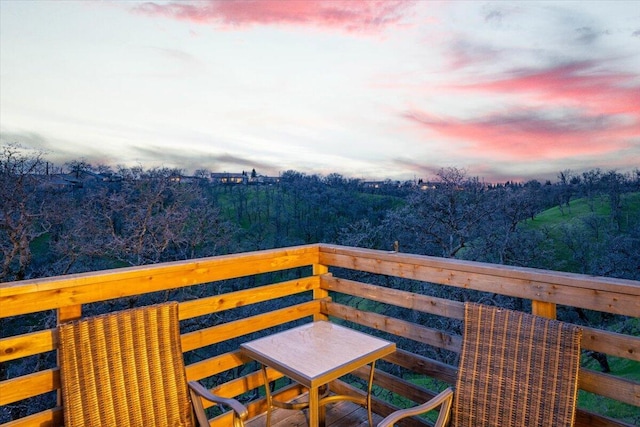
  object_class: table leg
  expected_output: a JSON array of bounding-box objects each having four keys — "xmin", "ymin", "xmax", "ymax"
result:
[
  {"xmin": 319, "ymin": 388, "xmax": 326, "ymax": 427},
  {"xmin": 309, "ymin": 386, "xmax": 320, "ymax": 427},
  {"xmin": 261, "ymin": 364, "xmax": 273, "ymax": 427},
  {"xmin": 366, "ymin": 361, "xmax": 376, "ymax": 427}
]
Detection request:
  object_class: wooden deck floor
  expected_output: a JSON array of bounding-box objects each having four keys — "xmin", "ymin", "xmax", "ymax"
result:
[{"xmin": 245, "ymin": 400, "xmax": 384, "ymax": 427}]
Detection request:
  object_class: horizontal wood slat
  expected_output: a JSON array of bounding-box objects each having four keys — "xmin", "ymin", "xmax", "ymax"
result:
[
  {"xmin": 0, "ymin": 368, "xmax": 58, "ymax": 406},
  {"xmin": 575, "ymin": 407, "xmax": 637, "ymax": 427},
  {"xmin": 323, "ymin": 301, "xmax": 461, "ymax": 353},
  {"xmin": 0, "ymin": 329, "xmax": 56, "ymax": 363},
  {"xmin": 0, "ymin": 407, "xmax": 62, "ymax": 427},
  {"xmin": 318, "ymin": 244, "xmax": 640, "ymax": 295},
  {"xmin": 384, "ymin": 348, "xmax": 458, "ymax": 386},
  {"xmin": 579, "ymin": 368, "xmax": 640, "ymax": 407},
  {"xmin": 0, "ymin": 245, "xmax": 320, "ymax": 317},
  {"xmin": 181, "ymin": 299, "xmax": 322, "ymax": 352},
  {"xmin": 581, "ymin": 326, "xmax": 640, "ymax": 362},
  {"xmin": 179, "ymin": 277, "xmax": 318, "ymax": 320},
  {"xmin": 318, "ymin": 245, "xmax": 640, "ymax": 316},
  {"xmin": 321, "ymin": 275, "xmax": 464, "ymax": 319},
  {"xmin": 185, "ymin": 350, "xmax": 250, "ymax": 382}
]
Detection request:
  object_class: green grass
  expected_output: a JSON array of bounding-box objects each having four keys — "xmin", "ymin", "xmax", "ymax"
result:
[
  {"xmin": 210, "ymin": 185, "xmax": 404, "ymax": 231},
  {"xmin": 521, "ymin": 192, "xmax": 640, "ymax": 273},
  {"xmin": 525, "ymin": 192, "xmax": 640, "ymax": 231}
]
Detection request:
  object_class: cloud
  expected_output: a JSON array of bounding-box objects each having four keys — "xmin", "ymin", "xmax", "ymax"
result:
[
  {"xmin": 133, "ymin": 0, "xmax": 415, "ymax": 32},
  {"xmin": 453, "ymin": 61, "xmax": 640, "ymax": 116},
  {"xmin": 403, "ymin": 108, "xmax": 638, "ymax": 162},
  {"xmin": 484, "ymin": 9, "xmax": 503, "ymax": 24},
  {"xmin": 392, "ymin": 158, "xmax": 442, "ymax": 177},
  {"xmin": 151, "ymin": 47, "xmax": 199, "ymax": 64},
  {"xmin": 129, "ymin": 144, "xmax": 279, "ymax": 174},
  {"xmin": 447, "ymin": 39, "xmax": 501, "ymax": 70},
  {"xmin": 574, "ymin": 26, "xmax": 600, "ymax": 45},
  {"xmin": 0, "ymin": 129, "xmax": 54, "ymax": 153},
  {"xmin": 0, "ymin": 129, "xmax": 115, "ymax": 167}
]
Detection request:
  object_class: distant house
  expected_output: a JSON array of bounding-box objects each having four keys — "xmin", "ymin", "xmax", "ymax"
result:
[
  {"xmin": 210, "ymin": 172, "xmax": 247, "ymax": 185},
  {"xmin": 361, "ymin": 181, "xmax": 385, "ymax": 189}
]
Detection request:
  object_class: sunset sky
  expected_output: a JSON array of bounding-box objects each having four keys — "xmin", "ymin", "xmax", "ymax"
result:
[{"xmin": 1, "ymin": 1, "xmax": 638, "ymax": 183}]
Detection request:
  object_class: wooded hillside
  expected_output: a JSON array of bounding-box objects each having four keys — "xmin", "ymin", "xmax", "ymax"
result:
[{"xmin": 2, "ymin": 144, "xmax": 639, "ymax": 283}]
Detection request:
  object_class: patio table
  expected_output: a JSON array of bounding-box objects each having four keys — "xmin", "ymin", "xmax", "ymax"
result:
[{"xmin": 240, "ymin": 321, "xmax": 396, "ymax": 427}]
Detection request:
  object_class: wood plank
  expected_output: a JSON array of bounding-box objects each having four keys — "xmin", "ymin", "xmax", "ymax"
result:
[
  {"xmin": 581, "ymin": 326, "xmax": 640, "ymax": 362},
  {"xmin": 243, "ymin": 383, "xmax": 307, "ymax": 421},
  {"xmin": 579, "ymin": 368, "xmax": 640, "ymax": 407},
  {"xmin": 321, "ymin": 275, "xmax": 464, "ymax": 319},
  {"xmin": 2, "ymin": 244, "xmax": 638, "ymax": 427},
  {"xmin": 179, "ymin": 277, "xmax": 318, "ymax": 320},
  {"xmin": 323, "ymin": 301, "xmax": 461, "ymax": 353},
  {"xmin": 531, "ymin": 300, "xmax": 556, "ymax": 319},
  {"xmin": 323, "ymin": 276, "xmax": 640, "ymax": 362},
  {"xmin": 0, "ymin": 245, "xmax": 320, "ymax": 317},
  {"xmin": 181, "ymin": 299, "xmax": 322, "ymax": 352},
  {"xmin": 0, "ymin": 407, "xmax": 62, "ymax": 427},
  {"xmin": 57, "ymin": 305, "xmax": 81, "ymax": 323},
  {"xmin": 318, "ymin": 245, "xmax": 640, "ymax": 295},
  {"xmin": 575, "ymin": 407, "xmax": 636, "ymax": 427},
  {"xmin": 384, "ymin": 349, "xmax": 457, "ymax": 385},
  {"xmin": 244, "ymin": 397, "xmax": 377, "ymax": 427},
  {"xmin": 0, "ymin": 279, "xmax": 319, "ymax": 364},
  {"xmin": 318, "ymin": 247, "xmax": 640, "ymax": 316},
  {"xmin": 185, "ymin": 350, "xmax": 250, "ymax": 381},
  {"xmin": 313, "ymin": 265, "xmax": 330, "ymax": 322},
  {"xmin": 0, "ymin": 368, "xmax": 58, "ymax": 406},
  {"xmin": 350, "ymin": 364, "xmax": 440, "ymax": 406},
  {"xmin": 0, "ymin": 328, "xmax": 56, "ymax": 363}
]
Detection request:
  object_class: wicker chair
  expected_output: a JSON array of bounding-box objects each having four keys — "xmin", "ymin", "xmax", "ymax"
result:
[
  {"xmin": 58, "ymin": 301, "xmax": 248, "ymax": 427},
  {"xmin": 378, "ymin": 302, "xmax": 582, "ymax": 427}
]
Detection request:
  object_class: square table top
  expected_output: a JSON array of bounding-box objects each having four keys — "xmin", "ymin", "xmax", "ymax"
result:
[{"xmin": 240, "ymin": 321, "xmax": 396, "ymax": 388}]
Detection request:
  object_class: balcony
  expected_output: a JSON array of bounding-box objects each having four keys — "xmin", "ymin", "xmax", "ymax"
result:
[{"xmin": 1, "ymin": 244, "xmax": 638, "ymax": 426}]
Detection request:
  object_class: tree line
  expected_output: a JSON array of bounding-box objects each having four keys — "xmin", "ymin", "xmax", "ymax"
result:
[{"xmin": 2, "ymin": 143, "xmax": 639, "ymax": 283}]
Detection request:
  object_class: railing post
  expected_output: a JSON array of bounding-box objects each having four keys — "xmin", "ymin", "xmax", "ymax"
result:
[
  {"xmin": 531, "ymin": 300, "xmax": 556, "ymax": 319},
  {"xmin": 58, "ymin": 305, "xmax": 82, "ymax": 324},
  {"xmin": 313, "ymin": 264, "xmax": 329, "ymax": 321}
]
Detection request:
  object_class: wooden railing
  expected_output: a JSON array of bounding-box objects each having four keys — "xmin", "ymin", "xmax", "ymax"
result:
[{"xmin": 1, "ymin": 244, "xmax": 638, "ymax": 427}]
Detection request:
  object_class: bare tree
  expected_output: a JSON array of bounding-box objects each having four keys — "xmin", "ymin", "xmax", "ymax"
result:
[
  {"xmin": 386, "ymin": 167, "xmax": 491, "ymax": 258},
  {"xmin": 0, "ymin": 144, "xmax": 53, "ymax": 280},
  {"xmin": 54, "ymin": 167, "xmax": 237, "ymax": 271}
]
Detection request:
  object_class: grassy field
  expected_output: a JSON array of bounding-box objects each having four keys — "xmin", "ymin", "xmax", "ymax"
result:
[
  {"xmin": 526, "ymin": 192, "xmax": 640, "ymax": 231},
  {"xmin": 522, "ymin": 192, "xmax": 640, "ymax": 273}
]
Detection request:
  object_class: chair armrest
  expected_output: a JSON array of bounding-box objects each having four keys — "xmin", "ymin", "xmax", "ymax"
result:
[
  {"xmin": 377, "ymin": 387, "xmax": 454, "ymax": 427},
  {"xmin": 188, "ymin": 380, "xmax": 249, "ymax": 421}
]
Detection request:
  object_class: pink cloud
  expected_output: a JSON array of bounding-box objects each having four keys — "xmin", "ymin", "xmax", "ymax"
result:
[
  {"xmin": 133, "ymin": 0, "xmax": 415, "ymax": 32},
  {"xmin": 454, "ymin": 61, "xmax": 640, "ymax": 117},
  {"xmin": 404, "ymin": 108, "xmax": 639, "ymax": 161},
  {"xmin": 402, "ymin": 60, "xmax": 640, "ymax": 163}
]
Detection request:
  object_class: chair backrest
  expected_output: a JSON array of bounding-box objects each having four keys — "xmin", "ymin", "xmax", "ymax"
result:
[
  {"xmin": 58, "ymin": 302, "xmax": 195, "ymax": 427},
  {"xmin": 451, "ymin": 302, "xmax": 582, "ymax": 427}
]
